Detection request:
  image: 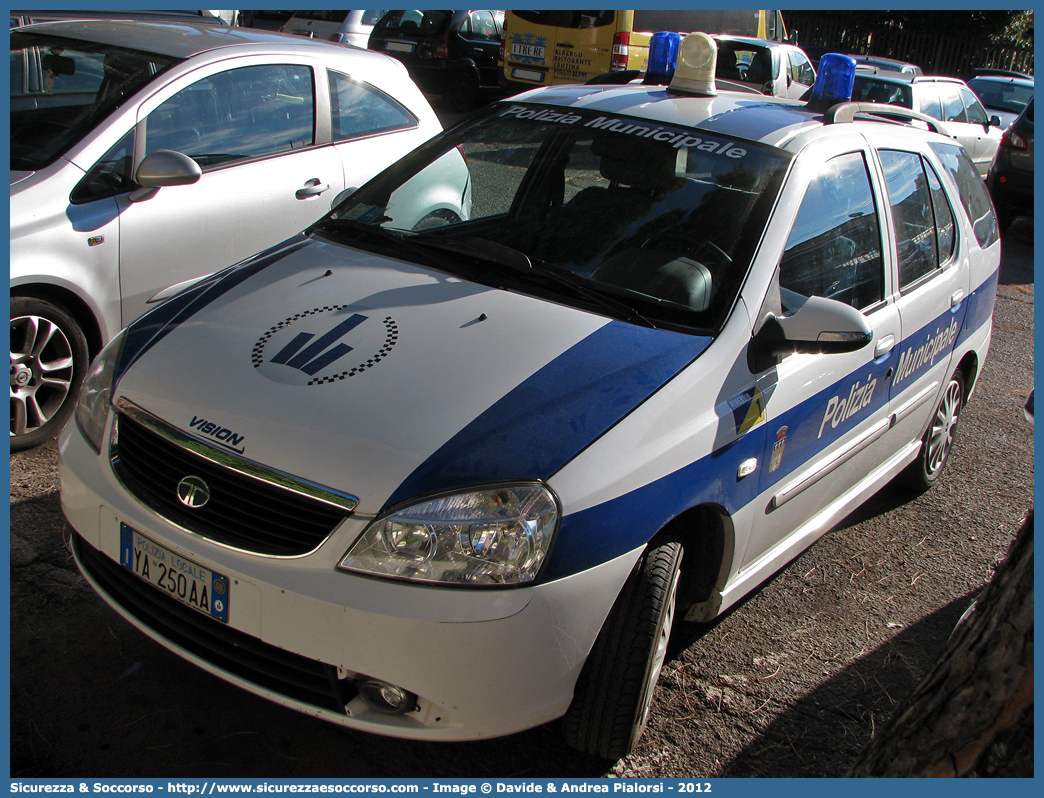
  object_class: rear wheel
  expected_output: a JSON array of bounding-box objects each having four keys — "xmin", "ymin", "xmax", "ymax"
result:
[
  {"xmin": 10, "ymin": 296, "xmax": 89, "ymax": 451},
  {"xmin": 445, "ymin": 71, "xmax": 479, "ymax": 112},
  {"xmin": 562, "ymin": 535, "xmax": 684, "ymax": 760},
  {"xmin": 901, "ymin": 368, "xmax": 965, "ymax": 493}
]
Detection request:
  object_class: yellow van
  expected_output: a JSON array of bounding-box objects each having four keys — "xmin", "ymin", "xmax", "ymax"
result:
[{"xmin": 499, "ymin": 9, "xmax": 787, "ymax": 92}]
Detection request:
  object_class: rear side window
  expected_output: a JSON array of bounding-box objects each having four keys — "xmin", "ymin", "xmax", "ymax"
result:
[
  {"xmin": 929, "ymin": 142, "xmax": 999, "ymax": 249},
  {"xmin": 464, "ymin": 10, "xmax": 500, "ymax": 41},
  {"xmin": 780, "ymin": 152, "xmax": 884, "ymax": 311},
  {"xmin": 879, "ymin": 150, "xmax": 957, "ymax": 288},
  {"xmin": 917, "ymin": 86, "xmax": 942, "ymax": 119},
  {"xmin": 328, "ymin": 71, "xmax": 417, "ymax": 140}
]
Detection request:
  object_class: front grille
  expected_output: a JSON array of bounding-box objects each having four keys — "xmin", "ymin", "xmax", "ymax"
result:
[
  {"xmin": 74, "ymin": 533, "xmax": 353, "ymax": 715},
  {"xmin": 111, "ymin": 405, "xmax": 355, "ymax": 556}
]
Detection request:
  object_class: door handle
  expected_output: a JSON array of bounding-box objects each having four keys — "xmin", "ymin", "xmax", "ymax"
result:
[
  {"xmin": 296, "ymin": 178, "xmax": 329, "ymax": 199},
  {"xmin": 951, "ymin": 289, "xmax": 965, "ymax": 308},
  {"xmin": 875, "ymin": 334, "xmax": 895, "ymax": 358}
]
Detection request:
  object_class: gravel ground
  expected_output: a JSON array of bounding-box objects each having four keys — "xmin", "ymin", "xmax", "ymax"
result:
[{"xmin": 9, "ymin": 219, "xmax": 1033, "ymax": 779}]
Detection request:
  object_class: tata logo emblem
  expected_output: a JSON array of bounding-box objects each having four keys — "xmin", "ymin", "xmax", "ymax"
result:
[
  {"xmin": 176, "ymin": 476, "xmax": 211, "ymax": 509},
  {"xmin": 251, "ymin": 305, "xmax": 398, "ymax": 386}
]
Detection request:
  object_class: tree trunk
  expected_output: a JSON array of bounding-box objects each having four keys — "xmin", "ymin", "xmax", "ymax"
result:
[{"xmin": 848, "ymin": 511, "xmax": 1033, "ymax": 777}]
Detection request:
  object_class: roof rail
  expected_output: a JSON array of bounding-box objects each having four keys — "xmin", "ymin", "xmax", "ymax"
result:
[{"xmin": 824, "ymin": 102, "xmax": 947, "ymax": 135}]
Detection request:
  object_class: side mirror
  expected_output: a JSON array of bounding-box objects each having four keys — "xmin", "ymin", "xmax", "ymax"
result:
[
  {"xmin": 749, "ymin": 293, "xmax": 873, "ymax": 372},
  {"xmin": 988, "ymin": 114, "xmax": 1002, "ymax": 130},
  {"xmin": 129, "ymin": 149, "xmax": 202, "ymax": 202}
]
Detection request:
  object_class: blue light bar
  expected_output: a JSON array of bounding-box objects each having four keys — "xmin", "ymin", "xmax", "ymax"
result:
[
  {"xmin": 644, "ymin": 31, "xmax": 682, "ymax": 86},
  {"xmin": 809, "ymin": 53, "xmax": 857, "ymax": 108}
]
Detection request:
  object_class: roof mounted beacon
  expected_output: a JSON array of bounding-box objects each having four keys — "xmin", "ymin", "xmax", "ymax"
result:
[{"xmin": 667, "ymin": 32, "xmax": 718, "ymax": 97}]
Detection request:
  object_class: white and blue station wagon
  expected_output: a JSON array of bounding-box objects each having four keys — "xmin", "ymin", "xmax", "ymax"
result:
[{"xmin": 60, "ymin": 41, "xmax": 1000, "ymax": 760}]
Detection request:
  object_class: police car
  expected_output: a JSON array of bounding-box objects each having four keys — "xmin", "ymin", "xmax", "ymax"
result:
[{"xmin": 59, "ymin": 39, "xmax": 1000, "ymax": 760}]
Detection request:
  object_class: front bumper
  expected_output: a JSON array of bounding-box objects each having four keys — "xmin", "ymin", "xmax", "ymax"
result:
[{"xmin": 59, "ymin": 417, "xmax": 640, "ymax": 742}]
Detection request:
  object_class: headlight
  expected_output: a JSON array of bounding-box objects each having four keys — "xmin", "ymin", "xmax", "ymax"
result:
[
  {"xmin": 74, "ymin": 329, "xmax": 126, "ymax": 453},
  {"xmin": 340, "ymin": 484, "xmax": 559, "ymax": 586}
]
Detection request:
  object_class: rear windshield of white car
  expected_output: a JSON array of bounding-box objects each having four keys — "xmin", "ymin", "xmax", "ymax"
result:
[
  {"xmin": 320, "ymin": 102, "xmax": 792, "ymax": 333},
  {"xmin": 11, "ymin": 32, "xmax": 181, "ymax": 170}
]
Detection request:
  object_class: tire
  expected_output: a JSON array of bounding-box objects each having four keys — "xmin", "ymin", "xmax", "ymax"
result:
[
  {"xmin": 900, "ymin": 368, "xmax": 965, "ymax": 493},
  {"xmin": 562, "ymin": 535, "xmax": 684, "ymax": 760},
  {"xmin": 412, "ymin": 209, "xmax": 462, "ymax": 231},
  {"xmin": 445, "ymin": 71, "xmax": 479, "ymax": 113},
  {"xmin": 10, "ymin": 296, "xmax": 90, "ymax": 451}
]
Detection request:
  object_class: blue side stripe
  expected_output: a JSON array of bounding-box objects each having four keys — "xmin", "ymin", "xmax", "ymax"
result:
[
  {"xmin": 115, "ymin": 236, "xmax": 309, "ymax": 385},
  {"xmin": 542, "ymin": 269, "xmax": 1000, "ymax": 582},
  {"xmin": 543, "ymin": 432, "xmax": 764, "ymax": 581},
  {"xmin": 957, "ymin": 267, "xmax": 999, "ymax": 349},
  {"xmin": 385, "ymin": 321, "xmax": 712, "ymax": 508}
]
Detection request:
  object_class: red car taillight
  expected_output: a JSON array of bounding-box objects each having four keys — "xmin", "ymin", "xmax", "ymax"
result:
[
  {"xmin": 1002, "ymin": 128, "xmax": 1028, "ymax": 150},
  {"xmin": 434, "ymin": 30, "xmax": 450, "ymax": 59},
  {"xmin": 611, "ymin": 31, "xmax": 629, "ymax": 71}
]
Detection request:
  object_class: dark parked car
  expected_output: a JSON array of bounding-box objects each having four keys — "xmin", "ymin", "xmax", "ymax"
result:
[
  {"xmin": 987, "ymin": 97, "xmax": 1034, "ymax": 230},
  {"xmin": 966, "ymin": 73, "xmax": 1033, "ymax": 129},
  {"xmin": 368, "ymin": 9, "xmax": 505, "ymax": 111}
]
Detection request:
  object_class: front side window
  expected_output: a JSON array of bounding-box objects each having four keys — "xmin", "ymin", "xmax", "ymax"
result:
[
  {"xmin": 930, "ymin": 142, "xmax": 999, "ymax": 249},
  {"xmin": 145, "ymin": 64, "xmax": 314, "ymax": 168},
  {"xmin": 780, "ymin": 152, "xmax": 884, "ymax": 311},
  {"xmin": 322, "ymin": 103, "xmax": 791, "ymax": 332},
  {"xmin": 10, "ymin": 31, "xmax": 179, "ymax": 170},
  {"xmin": 880, "ymin": 150, "xmax": 956, "ymax": 288},
  {"xmin": 328, "ymin": 71, "xmax": 416, "ymax": 141},
  {"xmin": 959, "ymin": 86, "xmax": 989, "ymax": 125},
  {"xmin": 71, "ymin": 130, "xmax": 135, "ymax": 203}
]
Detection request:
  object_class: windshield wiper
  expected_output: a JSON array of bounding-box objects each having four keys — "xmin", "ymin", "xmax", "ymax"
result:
[
  {"xmin": 310, "ymin": 218, "xmax": 471, "ymax": 275},
  {"xmin": 451, "ymin": 238, "xmax": 657, "ymax": 329},
  {"xmin": 311, "ymin": 223, "xmax": 657, "ymax": 328}
]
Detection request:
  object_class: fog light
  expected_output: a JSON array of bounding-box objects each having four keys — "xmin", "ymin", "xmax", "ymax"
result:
[{"xmin": 358, "ymin": 679, "xmax": 417, "ymax": 714}]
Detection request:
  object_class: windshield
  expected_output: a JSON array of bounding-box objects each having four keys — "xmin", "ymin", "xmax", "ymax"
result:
[
  {"xmin": 318, "ymin": 101, "xmax": 791, "ymax": 332},
  {"xmin": 852, "ymin": 76, "xmax": 914, "ymax": 108},
  {"xmin": 10, "ymin": 31, "xmax": 180, "ymax": 171},
  {"xmin": 967, "ymin": 78, "xmax": 1034, "ymax": 115}
]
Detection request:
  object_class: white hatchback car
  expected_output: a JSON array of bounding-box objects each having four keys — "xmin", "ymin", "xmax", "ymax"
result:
[
  {"xmin": 280, "ymin": 9, "xmax": 387, "ymax": 48},
  {"xmin": 11, "ymin": 20, "xmax": 449, "ymax": 449},
  {"xmin": 60, "ymin": 42, "xmax": 1000, "ymax": 760}
]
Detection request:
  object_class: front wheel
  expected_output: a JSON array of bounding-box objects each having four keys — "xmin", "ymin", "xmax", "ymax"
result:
[
  {"xmin": 10, "ymin": 296, "xmax": 90, "ymax": 451},
  {"xmin": 562, "ymin": 535, "xmax": 684, "ymax": 760},
  {"xmin": 900, "ymin": 368, "xmax": 965, "ymax": 493}
]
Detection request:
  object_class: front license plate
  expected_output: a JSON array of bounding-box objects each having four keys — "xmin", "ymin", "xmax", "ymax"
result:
[
  {"xmin": 385, "ymin": 40, "xmax": 415, "ymax": 53},
  {"xmin": 119, "ymin": 523, "xmax": 229, "ymax": 623}
]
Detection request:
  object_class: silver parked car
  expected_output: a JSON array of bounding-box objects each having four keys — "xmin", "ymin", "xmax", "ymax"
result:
[
  {"xmin": 852, "ymin": 73, "xmax": 1005, "ymax": 178},
  {"xmin": 10, "ymin": 20, "xmax": 448, "ymax": 450},
  {"xmin": 712, "ymin": 35, "xmax": 817, "ymax": 99}
]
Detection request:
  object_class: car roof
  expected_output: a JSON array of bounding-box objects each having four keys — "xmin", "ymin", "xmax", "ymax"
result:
[
  {"xmin": 508, "ymin": 83, "xmax": 946, "ymax": 152},
  {"xmin": 13, "ymin": 19, "xmax": 349, "ymax": 60},
  {"xmin": 711, "ymin": 35, "xmax": 786, "ymax": 48},
  {"xmin": 968, "ymin": 74, "xmax": 1034, "ymax": 87}
]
